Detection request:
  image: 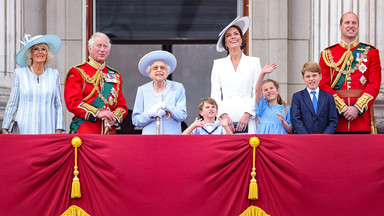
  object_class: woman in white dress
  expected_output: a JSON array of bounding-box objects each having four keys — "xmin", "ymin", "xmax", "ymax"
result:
[
  {"xmin": 1, "ymin": 34, "xmax": 65, "ymax": 134},
  {"xmin": 210, "ymin": 16, "xmax": 261, "ymax": 134}
]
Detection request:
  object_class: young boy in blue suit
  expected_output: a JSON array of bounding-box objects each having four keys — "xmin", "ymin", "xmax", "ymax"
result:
[{"xmin": 291, "ymin": 62, "xmax": 338, "ymax": 134}]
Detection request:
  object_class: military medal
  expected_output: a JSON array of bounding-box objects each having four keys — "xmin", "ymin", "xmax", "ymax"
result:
[
  {"xmin": 359, "ymin": 63, "xmax": 367, "ymax": 73},
  {"xmin": 360, "ymin": 75, "xmax": 367, "ymax": 85}
]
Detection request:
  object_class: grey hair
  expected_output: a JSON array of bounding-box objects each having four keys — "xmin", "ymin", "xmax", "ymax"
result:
[
  {"xmin": 25, "ymin": 43, "xmax": 53, "ymax": 68},
  {"xmin": 88, "ymin": 32, "xmax": 111, "ymax": 49},
  {"xmin": 146, "ymin": 64, "xmax": 171, "ymax": 75}
]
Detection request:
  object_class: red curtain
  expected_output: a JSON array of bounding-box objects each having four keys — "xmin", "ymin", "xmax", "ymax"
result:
[{"xmin": 1, "ymin": 134, "xmax": 384, "ymax": 216}]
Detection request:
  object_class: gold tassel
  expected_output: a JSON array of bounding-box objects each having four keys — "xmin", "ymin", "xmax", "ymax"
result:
[
  {"xmin": 239, "ymin": 205, "xmax": 270, "ymax": 216},
  {"xmin": 248, "ymin": 137, "xmax": 260, "ymax": 200},
  {"xmin": 60, "ymin": 205, "xmax": 90, "ymax": 216},
  {"xmin": 71, "ymin": 137, "xmax": 82, "ymax": 199}
]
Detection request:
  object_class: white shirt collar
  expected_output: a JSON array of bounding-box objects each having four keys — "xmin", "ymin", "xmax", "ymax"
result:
[{"xmin": 306, "ymin": 87, "xmax": 319, "ymax": 97}]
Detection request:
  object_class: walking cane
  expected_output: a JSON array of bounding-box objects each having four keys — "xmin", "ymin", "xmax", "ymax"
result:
[{"xmin": 156, "ymin": 117, "xmax": 161, "ymax": 134}]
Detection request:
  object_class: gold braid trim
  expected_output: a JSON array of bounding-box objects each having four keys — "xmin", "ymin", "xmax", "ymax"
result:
[
  {"xmin": 333, "ymin": 94, "xmax": 347, "ymax": 114},
  {"xmin": 240, "ymin": 206, "xmax": 270, "ymax": 216},
  {"xmin": 74, "ymin": 67, "xmax": 103, "ymax": 102},
  {"xmin": 113, "ymin": 108, "xmax": 126, "ymax": 123},
  {"xmin": 354, "ymin": 93, "xmax": 373, "ymax": 113},
  {"xmin": 60, "ymin": 205, "xmax": 90, "ymax": 216},
  {"xmin": 322, "ymin": 49, "xmax": 354, "ymax": 88},
  {"xmin": 78, "ymin": 102, "xmax": 99, "ymax": 120}
]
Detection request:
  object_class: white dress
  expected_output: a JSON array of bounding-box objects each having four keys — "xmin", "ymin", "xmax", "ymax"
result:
[
  {"xmin": 2, "ymin": 67, "xmax": 65, "ymax": 134},
  {"xmin": 210, "ymin": 53, "xmax": 261, "ymax": 134}
]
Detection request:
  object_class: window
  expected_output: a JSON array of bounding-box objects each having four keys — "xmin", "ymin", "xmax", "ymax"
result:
[{"xmin": 96, "ymin": 0, "xmax": 237, "ymax": 43}]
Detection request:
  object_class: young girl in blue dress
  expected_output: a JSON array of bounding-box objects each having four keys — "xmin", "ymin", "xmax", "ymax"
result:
[{"xmin": 255, "ymin": 63, "xmax": 293, "ymax": 134}]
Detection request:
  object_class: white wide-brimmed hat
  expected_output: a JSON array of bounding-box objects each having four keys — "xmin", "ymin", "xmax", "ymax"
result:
[
  {"xmin": 216, "ymin": 16, "xmax": 250, "ymax": 52},
  {"xmin": 16, "ymin": 34, "xmax": 62, "ymax": 67},
  {"xmin": 138, "ymin": 50, "xmax": 177, "ymax": 78}
]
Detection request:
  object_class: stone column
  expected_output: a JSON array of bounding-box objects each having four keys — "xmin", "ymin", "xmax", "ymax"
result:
[
  {"xmin": 252, "ymin": 0, "xmax": 289, "ymax": 101},
  {"xmin": 0, "ymin": 0, "xmax": 23, "ymax": 126}
]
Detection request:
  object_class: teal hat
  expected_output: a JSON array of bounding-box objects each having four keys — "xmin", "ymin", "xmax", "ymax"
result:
[
  {"xmin": 216, "ymin": 16, "xmax": 250, "ymax": 52},
  {"xmin": 16, "ymin": 34, "xmax": 62, "ymax": 67},
  {"xmin": 138, "ymin": 50, "xmax": 177, "ymax": 78}
]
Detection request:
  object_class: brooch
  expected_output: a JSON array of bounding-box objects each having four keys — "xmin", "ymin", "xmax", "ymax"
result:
[
  {"xmin": 359, "ymin": 63, "xmax": 367, "ymax": 73},
  {"xmin": 360, "ymin": 75, "xmax": 367, "ymax": 85}
]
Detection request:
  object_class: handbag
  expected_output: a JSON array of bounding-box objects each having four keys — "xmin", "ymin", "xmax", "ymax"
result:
[{"xmin": 8, "ymin": 121, "xmax": 19, "ymax": 134}]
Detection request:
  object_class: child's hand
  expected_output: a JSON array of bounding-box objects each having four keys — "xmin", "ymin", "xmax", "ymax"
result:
[
  {"xmin": 277, "ymin": 113, "xmax": 285, "ymax": 124},
  {"xmin": 261, "ymin": 62, "xmax": 277, "ymax": 75},
  {"xmin": 193, "ymin": 117, "xmax": 205, "ymax": 128},
  {"xmin": 218, "ymin": 116, "xmax": 228, "ymax": 127}
]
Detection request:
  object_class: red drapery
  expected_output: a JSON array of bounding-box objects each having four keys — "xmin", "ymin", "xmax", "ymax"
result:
[{"xmin": 1, "ymin": 134, "xmax": 384, "ymax": 216}]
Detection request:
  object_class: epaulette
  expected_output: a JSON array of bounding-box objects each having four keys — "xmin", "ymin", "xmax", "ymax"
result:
[
  {"xmin": 64, "ymin": 62, "xmax": 86, "ymax": 84},
  {"xmin": 73, "ymin": 62, "xmax": 86, "ymax": 68},
  {"xmin": 360, "ymin": 42, "xmax": 377, "ymax": 49},
  {"xmin": 106, "ymin": 65, "xmax": 120, "ymax": 74},
  {"xmin": 324, "ymin": 43, "xmax": 339, "ymax": 50}
]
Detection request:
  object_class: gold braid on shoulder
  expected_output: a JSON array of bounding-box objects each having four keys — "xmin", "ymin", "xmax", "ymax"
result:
[
  {"xmin": 74, "ymin": 67, "xmax": 103, "ymax": 102},
  {"xmin": 322, "ymin": 49, "xmax": 353, "ymax": 88}
]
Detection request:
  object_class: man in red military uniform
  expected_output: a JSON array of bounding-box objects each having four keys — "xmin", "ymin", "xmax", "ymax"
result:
[
  {"xmin": 65, "ymin": 32, "xmax": 128, "ymax": 134},
  {"xmin": 319, "ymin": 12, "xmax": 382, "ymax": 133}
]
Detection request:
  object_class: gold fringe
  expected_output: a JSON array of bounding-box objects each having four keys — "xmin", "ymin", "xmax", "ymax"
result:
[
  {"xmin": 60, "ymin": 205, "xmax": 90, "ymax": 216},
  {"xmin": 239, "ymin": 206, "xmax": 270, "ymax": 216},
  {"xmin": 248, "ymin": 137, "xmax": 260, "ymax": 200},
  {"xmin": 371, "ymin": 120, "xmax": 377, "ymax": 134},
  {"xmin": 71, "ymin": 137, "xmax": 82, "ymax": 199}
]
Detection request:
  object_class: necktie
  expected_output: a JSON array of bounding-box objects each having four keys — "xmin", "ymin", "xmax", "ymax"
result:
[{"xmin": 311, "ymin": 91, "xmax": 317, "ymax": 114}]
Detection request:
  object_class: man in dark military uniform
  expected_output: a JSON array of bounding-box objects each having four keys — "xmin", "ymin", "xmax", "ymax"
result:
[
  {"xmin": 319, "ymin": 12, "xmax": 382, "ymax": 134},
  {"xmin": 65, "ymin": 32, "xmax": 128, "ymax": 134}
]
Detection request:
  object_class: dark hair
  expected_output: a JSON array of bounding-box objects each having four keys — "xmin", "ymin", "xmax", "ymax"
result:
[
  {"xmin": 221, "ymin": 25, "xmax": 247, "ymax": 52},
  {"xmin": 262, "ymin": 79, "xmax": 288, "ymax": 114}
]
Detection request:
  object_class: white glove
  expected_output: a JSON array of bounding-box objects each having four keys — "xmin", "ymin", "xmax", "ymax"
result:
[
  {"xmin": 149, "ymin": 102, "xmax": 166, "ymax": 118},
  {"xmin": 149, "ymin": 105, "xmax": 159, "ymax": 118},
  {"xmin": 156, "ymin": 109, "xmax": 166, "ymax": 117}
]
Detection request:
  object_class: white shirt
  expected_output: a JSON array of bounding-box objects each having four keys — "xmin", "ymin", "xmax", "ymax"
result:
[{"xmin": 307, "ymin": 87, "xmax": 319, "ymax": 101}]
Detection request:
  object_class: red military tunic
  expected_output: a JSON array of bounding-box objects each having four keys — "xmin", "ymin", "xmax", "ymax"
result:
[
  {"xmin": 319, "ymin": 39, "xmax": 382, "ymax": 132},
  {"xmin": 65, "ymin": 57, "xmax": 128, "ymax": 134}
]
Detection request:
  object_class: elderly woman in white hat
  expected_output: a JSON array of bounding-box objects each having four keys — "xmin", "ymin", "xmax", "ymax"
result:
[
  {"xmin": 132, "ymin": 50, "xmax": 187, "ymax": 134},
  {"xmin": 1, "ymin": 34, "xmax": 65, "ymax": 134},
  {"xmin": 210, "ymin": 16, "xmax": 262, "ymax": 134}
]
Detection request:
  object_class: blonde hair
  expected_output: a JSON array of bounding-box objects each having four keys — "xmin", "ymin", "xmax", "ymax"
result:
[
  {"xmin": 301, "ymin": 61, "xmax": 321, "ymax": 76},
  {"xmin": 262, "ymin": 79, "xmax": 288, "ymax": 114},
  {"xmin": 25, "ymin": 43, "xmax": 53, "ymax": 68}
]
